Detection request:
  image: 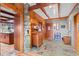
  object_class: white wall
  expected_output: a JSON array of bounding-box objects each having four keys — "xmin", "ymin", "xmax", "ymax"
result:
[
  {"xmin": 68, "ymin": 16, "xmax": 74, "ymax": 47},
  {"xmin": 68, "ymin": 5, "xmax": 79, "ymax": 47},
  {"xmin": 0, "ymin": 23, "xmax": 14, "ymax": 33},
  {"xmin": 52, "ymin": 20, "xmax": 68, "ymax": 39}
]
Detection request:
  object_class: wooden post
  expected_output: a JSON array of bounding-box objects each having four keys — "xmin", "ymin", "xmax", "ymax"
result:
[{"xmin": 14, "ymin": 4, "xmax": 24, "ymax": 52}]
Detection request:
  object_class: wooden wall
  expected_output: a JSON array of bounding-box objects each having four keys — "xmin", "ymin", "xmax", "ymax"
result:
[
  {"xmin": 29, "ymin": 11, "xmax": 46, "ymax": 47},
  {"xmin": 74, "ymin": 13, "xmax": 79, "ymax": 53},
  {"xmin": 45, "ymin": 22, "xmax": 53, "ymax": 40}
]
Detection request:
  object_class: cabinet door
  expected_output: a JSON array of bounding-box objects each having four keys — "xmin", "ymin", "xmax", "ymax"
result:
[
  {"xmin": 4, "ymin": 34, "xmax": 9, "ymax": 44},
  {"xmin": 32, "ymin": 34, "xmax": 38, "ymax": 47}
]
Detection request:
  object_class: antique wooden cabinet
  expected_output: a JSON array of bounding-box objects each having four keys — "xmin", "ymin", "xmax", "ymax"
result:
[{"xmin": 31, "ymin": 23, "xmax": 43, "ymax": 48}]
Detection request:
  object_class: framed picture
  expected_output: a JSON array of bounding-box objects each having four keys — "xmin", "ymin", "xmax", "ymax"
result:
[{"xmin": 61, "ymin": 25, "xmax": 65, "ymax": 29}]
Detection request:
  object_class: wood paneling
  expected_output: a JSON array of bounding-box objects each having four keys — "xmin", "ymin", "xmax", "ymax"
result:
[
  {"xmin": 74, "ymin": 13, "xmax": 79, "ymax": 53},
  {"xmin": 29, "ymin": 11, "xmax": 46, "ymax": 48},
  {"xmin": 0, "ymin": 33, "xmax": 14, "ymax": 44},
  {"xmin": 45, "ymin": 22, "xmax": 53, "ymax": 40}
]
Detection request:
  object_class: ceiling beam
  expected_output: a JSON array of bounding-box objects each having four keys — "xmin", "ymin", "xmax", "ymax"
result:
[
  {"xmin": 0, "ymin": 19, "xmax": 7, "ymax": 21},
  {"xmin": 1, "ymin": 10, "xmax": 15, "ymax": 16},
  {"xmin": 0, "ymin": 3, "xmax": 17, "ymax": 12},
  {"xmin": 0, "ymin": 17, "xmax": 8, "ymax": 20},
  {"xmin": 29, "ymin": 3, "xmax": 57, "ymax": 11},
  {"xmin": 58, "ymin": 3, "xmax": 60, "ymax": 17},
  {"xmin": 0, "ymin": 6, "xmax": 16, "ymax": 15},
  {"xmin": 68, "ymin": 3, "xmax": 78, "ymax": 16},
  {"xmin": 0, "ymin": 21, "xmax": 14, "ymax": 24},
  {"xmin": 0, "ymin": 16, "xmax": 14, "ymax": 20},
  {"xmin": 0, "ymin": 12, "xmax": 15, "ymax": 19},
  {"xmin": 0, "ymin": 3, "xmax": 24, "ymax": 15},
  {"xmin": 46, "ymin": 16, "xmax": 68, "ymax": 20},
  {"xmin": 40, "ymin": 8, "xmax": 50, "ymax": 18}
]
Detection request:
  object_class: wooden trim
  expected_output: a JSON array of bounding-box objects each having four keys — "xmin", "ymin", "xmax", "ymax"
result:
[{"xmin": 45, "ymin": 16, "xmax": 68, "ymax": 20}]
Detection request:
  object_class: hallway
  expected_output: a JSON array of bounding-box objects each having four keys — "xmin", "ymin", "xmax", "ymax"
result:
[{"xmin": 0, "ymin": 3, "xmax": 79, "ymax": 56}]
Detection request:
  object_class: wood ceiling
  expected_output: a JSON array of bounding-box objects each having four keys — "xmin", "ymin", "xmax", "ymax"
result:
[
  {"xmin": 0, "ymin": 4, "xmax": 16, "ymax": 24},
  {"xmin": 0, "ymin": 3, "xmax": 78, "ymax": 24},
  {"xmin": 29, "ymin": 3, "xmax": 78, "ymax": 20}
]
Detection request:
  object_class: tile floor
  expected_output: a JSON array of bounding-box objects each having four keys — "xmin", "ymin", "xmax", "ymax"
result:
[
  {"xmin": 28, "ymin": 40, "xmax": 79, "ymax": 56},
  {"xmin": 0, "ymin": 40, "xmax": 79, "ymax": 56},
  {"xmin": 0, "ymin": 43, "xmax": 17, "ymax": 56}
]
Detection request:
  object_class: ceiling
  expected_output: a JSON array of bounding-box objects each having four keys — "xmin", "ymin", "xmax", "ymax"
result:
[
  {"xmin": 29, "ymin": 3, "xmax": 77, "ymax": 20},
  {"xmin": 29, "ymin": 3, "xmax": 36, "ymax": 7},
  {"xmin": 0, "ymin": 3, "xmax": 78, "ymax": 24},
  {"xmin": 0, "ymin": 5, "xmax": 16, "ymax": 23}
]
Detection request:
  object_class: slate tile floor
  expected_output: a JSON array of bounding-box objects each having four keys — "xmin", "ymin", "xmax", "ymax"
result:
[
  {"xmin": 0, "ymin": 40, "xmax": 79, "ymax": 56},
  {"xmin": 29, "ymin": 40, "xmax": 79, "ymax": 56}
]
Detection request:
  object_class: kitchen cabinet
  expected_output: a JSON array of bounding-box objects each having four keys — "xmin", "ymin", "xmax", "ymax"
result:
[{"xmin": 0, "ymin": 33, "xmax": 14, "ymax": 44}]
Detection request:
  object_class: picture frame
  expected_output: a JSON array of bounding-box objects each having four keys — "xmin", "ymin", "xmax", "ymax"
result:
[{"xmin": 61, "ymin": 25, "xmax": 65, "ymax": 29}]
